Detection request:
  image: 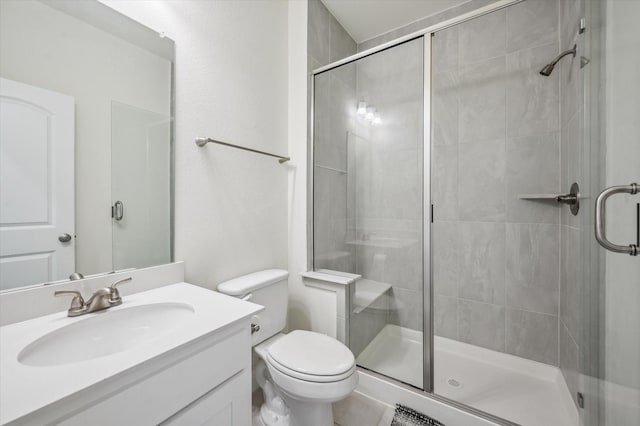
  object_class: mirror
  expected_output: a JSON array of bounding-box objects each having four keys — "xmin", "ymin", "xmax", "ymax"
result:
[{"xmin": 0, "ymin": 0, "xmax": 174, "ymax": 291}]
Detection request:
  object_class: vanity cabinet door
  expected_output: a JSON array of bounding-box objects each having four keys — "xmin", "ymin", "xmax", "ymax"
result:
[
  {"xmin": 161, "ymin": 369, "xmax": 251, "ymax": 426},
  {"xmin": 54, "ymin": 328, "xmax": 250, "ymax": 426}
]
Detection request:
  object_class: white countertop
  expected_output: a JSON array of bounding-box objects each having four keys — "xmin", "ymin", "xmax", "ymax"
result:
[{"xmin": 0, "ymin": 283, "xmax": 263, "ymax": 425}]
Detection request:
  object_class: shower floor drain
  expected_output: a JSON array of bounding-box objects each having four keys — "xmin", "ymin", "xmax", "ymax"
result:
[{"xmin": 447, "ymin": 378, "xmax": 463, "ymax": 389}]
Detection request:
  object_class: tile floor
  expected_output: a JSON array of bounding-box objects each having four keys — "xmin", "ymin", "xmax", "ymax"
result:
[
  {"xmin": 333, "ymin": 391, "xmax": 394, "ymax": 426},
  {"xmin": 251, "ymin": 389, "xmax": 393, "ymax": 426}
]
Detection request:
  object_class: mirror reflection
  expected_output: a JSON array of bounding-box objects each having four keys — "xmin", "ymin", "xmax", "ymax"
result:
[{"xmin": 0, "ymin": 0, "xmax": 174, "ymax": 291}]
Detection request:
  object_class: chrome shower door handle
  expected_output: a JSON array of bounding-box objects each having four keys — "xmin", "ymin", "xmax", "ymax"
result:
[
  {"xmin": 112, "ymin": 200, "xmax": 124, "ymax": 221},
  {"xmin": 595, "ymin": 183, "xmax": 639, "ymax": 256}
]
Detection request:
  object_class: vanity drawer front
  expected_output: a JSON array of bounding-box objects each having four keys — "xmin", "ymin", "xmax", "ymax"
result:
[
  {"xmin": 58, "ymin": 328, "xmax": 251, "ymax": 426},
  {"xmin": 161, "ymin": 369, "xmax": 250, "ymax": 426}
]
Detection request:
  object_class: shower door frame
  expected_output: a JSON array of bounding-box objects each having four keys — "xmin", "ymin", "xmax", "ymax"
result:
[
  {"xmin": 310, "ymin": 34, "xmax": 434, "ymax": 391},
  {"xmin": 308, "ymin": 0, "xmax": 523, "ymax": 421}
]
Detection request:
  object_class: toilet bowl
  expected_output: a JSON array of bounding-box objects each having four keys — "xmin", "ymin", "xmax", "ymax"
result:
[
  {"xmin": 255, "ymin": 331, "xmax": 358, "ymax": 426},
  {"xmin": 217, "ymin": 270, "xmax": 358, "ymax": 426}
]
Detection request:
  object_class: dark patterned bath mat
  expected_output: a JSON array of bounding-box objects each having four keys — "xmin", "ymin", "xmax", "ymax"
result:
[{"xmin": 390, "ymin": 404, "xmax": 445, "ymax": 426}]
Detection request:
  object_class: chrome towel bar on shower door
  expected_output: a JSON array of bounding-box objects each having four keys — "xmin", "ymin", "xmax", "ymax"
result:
[
  {"xmin": 595, "ymin": 183, "xmax": 639, "ymax": 256},
  {"xmin": 195, "ymin": 137, "xmax": 290, "ymax": 163}
]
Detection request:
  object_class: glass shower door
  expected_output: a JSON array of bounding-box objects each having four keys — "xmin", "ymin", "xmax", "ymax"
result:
[
  {"xmin": 312, "ymin": 37, "xmax": 428, "ymax": 390},
  {"xmin": 582, "ymin": 1, "xmax": 640, "ymax": 425},
  {"xmin": 111, "ymin": 101, "xmax": 171, "ymax": 271}
]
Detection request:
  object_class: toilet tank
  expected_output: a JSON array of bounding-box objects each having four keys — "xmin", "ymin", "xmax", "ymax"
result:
[{"xmin": 217, "ymin": 269, "xmax": 289, "ymax": 346}]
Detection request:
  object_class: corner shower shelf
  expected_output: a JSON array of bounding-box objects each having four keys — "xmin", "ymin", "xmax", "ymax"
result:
[{"xmin": 518, "ymin": 183, "xmax": 581, "ymax": 216}]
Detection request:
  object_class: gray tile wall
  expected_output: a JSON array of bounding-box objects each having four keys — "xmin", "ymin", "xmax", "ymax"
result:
[
  {"xmin": 431, "ymin": 0, "xmax": 563, "ymax": 366},
  {"xmin": 309, "ymin": 0, "xmax": 357, "ymax": 273}
]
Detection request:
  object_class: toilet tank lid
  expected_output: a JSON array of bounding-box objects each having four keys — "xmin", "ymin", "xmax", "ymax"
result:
[{"xmin": 217, "ymin": 269, "xmax": 289, "ymax": 296}]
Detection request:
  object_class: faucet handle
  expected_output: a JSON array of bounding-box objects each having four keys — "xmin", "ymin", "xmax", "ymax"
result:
[
  {"xmin": 54, "ymin": 290, "xmax": 86, "ymax": 314},
  {"xmin": 109, "ymin": 277, "xmax": 131, "ymax": 303}
]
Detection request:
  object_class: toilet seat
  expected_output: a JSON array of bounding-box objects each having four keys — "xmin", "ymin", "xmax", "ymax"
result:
[
  {"xmin": 265, "ymin": 330, "xmax": 355, "ymax": 383},
  {"xmin": 264, "ymin": 358, "xmax": 359, "ymax": 403},
  {"xmin": 266, "ymin": 354, "xmax": 356, "ymax": 383}
]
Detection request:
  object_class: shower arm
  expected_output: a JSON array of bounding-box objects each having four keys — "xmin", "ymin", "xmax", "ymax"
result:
[{"xmin": 539, "ymin": 45, "xmax": 577, "ymax": 76}]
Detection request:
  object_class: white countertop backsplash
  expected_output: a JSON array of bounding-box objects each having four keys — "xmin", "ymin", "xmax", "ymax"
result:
[{"xmin": 0, "ymin": 262, "xmax": 186, "ymax": 326}]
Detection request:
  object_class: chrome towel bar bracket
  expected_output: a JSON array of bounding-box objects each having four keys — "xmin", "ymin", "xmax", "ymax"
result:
[
  {"xmin": 595, "ymin": 183, "xmax": 639, "ymax": 256},
  {"xmin": 195, "ymin": 137, "xmax": 290, "ymax": 163}
]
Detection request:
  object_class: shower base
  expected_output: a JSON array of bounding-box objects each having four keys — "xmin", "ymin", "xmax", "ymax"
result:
[{"xmin": 356, "ymin": 324, "xmax": 578, "ymax": 426}]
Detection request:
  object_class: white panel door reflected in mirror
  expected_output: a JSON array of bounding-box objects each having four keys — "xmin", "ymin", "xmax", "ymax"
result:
[{"xmin": 0, "ymin": 78, "xmax": 75, "ymax": 290}]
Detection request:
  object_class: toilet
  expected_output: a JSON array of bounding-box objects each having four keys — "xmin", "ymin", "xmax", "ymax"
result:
[{"xmin": 217, "ymin": 269, "xmax": 358, "ymax": 426}]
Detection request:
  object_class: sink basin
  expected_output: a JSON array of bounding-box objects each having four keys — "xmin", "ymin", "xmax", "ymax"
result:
[{"xmin": 18, "ymin": 303, "xmax": 195, "ymax": 367}]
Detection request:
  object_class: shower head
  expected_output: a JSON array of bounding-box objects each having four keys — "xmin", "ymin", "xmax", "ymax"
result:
[
  {"xmin": 539, "ymin": 63, "xmax": 556, "ymax": 77},
  {"xmin": 539, "ymin": 44, "xmax": 577, "ymax": 76}
]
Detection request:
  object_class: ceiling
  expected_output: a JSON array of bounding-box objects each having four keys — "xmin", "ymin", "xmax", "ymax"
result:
[{"xmin": 321, "ymin": 0, "xmax": 469, "ymax": 43}]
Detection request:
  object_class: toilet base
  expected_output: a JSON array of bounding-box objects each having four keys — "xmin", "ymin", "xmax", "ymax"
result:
[
  {"xmin": 255, "ymin": 358, "xmax": 341, "ymax": 426},
  {"xmin": 278, "ymin": 394, "xmax": 334, "ymax": 426},
  {"xmin": 256, "ymin": 377, "xmax": 336, "ymax": 426},
  {"xmin": 259, "ymin": 402, "xmax": 290, "ymax": 426}
]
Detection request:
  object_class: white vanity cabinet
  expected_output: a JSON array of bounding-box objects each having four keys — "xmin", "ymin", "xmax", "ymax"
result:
[
  {"xmin": 0, "ymin": 283, "xmax": 263, "ymax": 426},
  {"xmin": 57, "ymin": 326, "xmax": 252, "ymax": 426}
]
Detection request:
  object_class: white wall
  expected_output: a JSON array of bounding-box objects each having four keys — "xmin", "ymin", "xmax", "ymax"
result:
[
  {"xmin": 287, "ymin": 0, "xmax": 313, "ymax": 331},
  {"xmin": 101, "ymin": 1, "xmax": 289, "ymax": 289},
  {"xmin": 0, "ymin": 0, "xmax": 171, "ymax": 277},
  {"xmin": 105, "ymin": 0, "xmax": 339, "ymax": 337}
]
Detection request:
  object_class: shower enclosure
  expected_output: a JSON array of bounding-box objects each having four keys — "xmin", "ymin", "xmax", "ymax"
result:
[{"xmin": 310, "ymin": 0, "xmax": 639, "ymax": 425}]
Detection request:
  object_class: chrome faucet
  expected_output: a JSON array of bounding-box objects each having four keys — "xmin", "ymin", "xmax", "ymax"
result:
[{"xmin": 54, "ymin": 277, "xmax": 131, "ymax": 317}]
